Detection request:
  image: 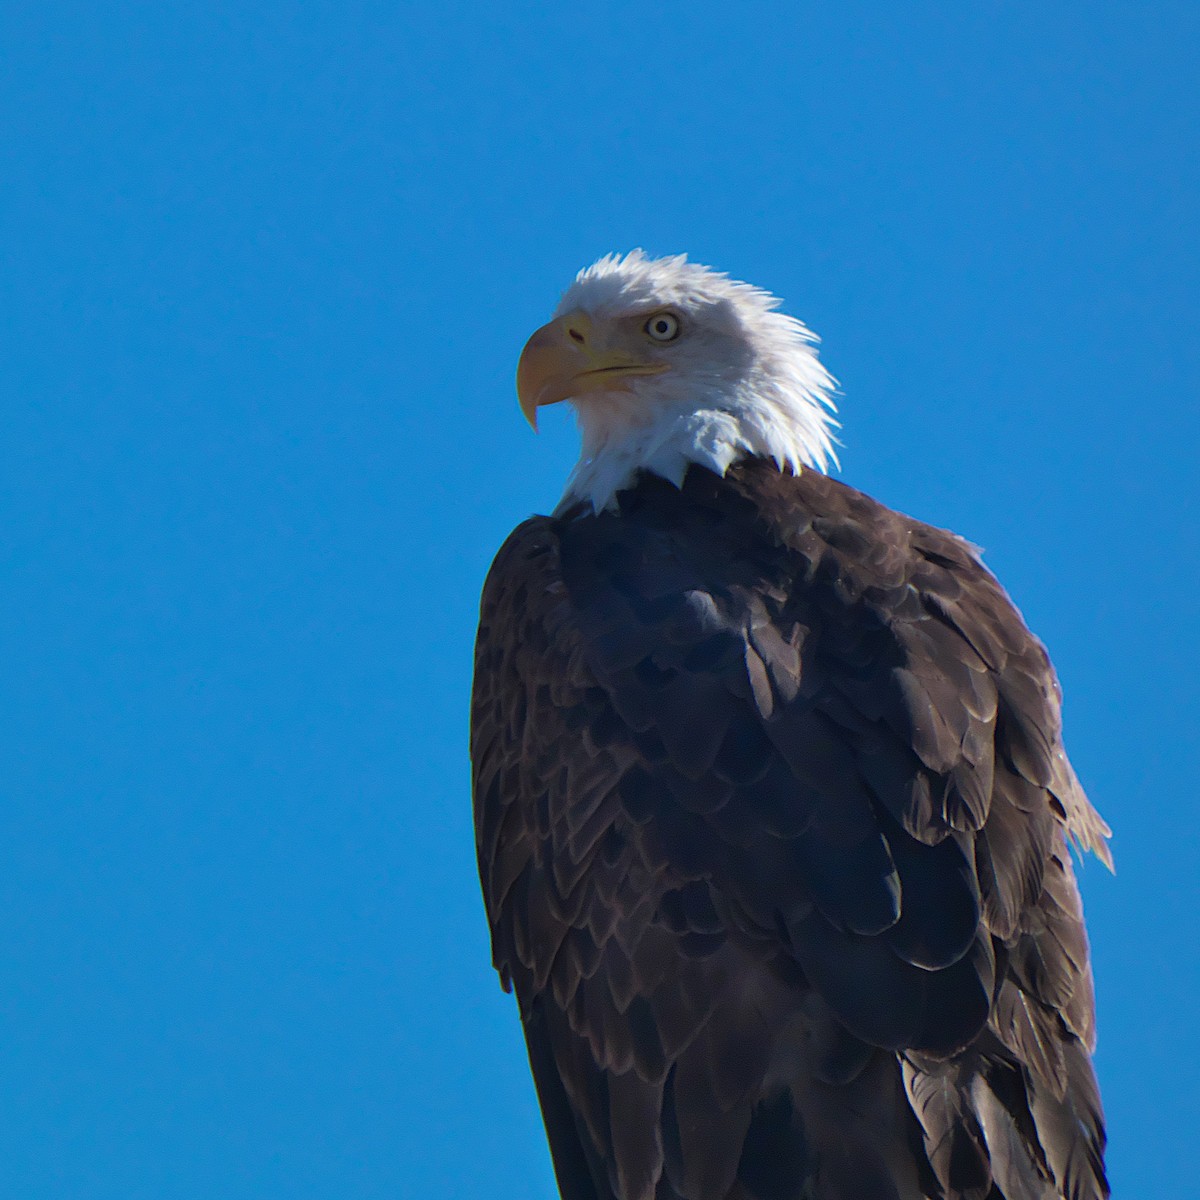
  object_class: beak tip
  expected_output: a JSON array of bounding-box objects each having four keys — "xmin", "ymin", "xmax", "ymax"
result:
[{"xmin": 519, "ymin": 393, "xmax": 539, "ymax": 432}]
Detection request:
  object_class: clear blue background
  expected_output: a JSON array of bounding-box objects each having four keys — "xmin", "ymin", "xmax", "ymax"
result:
[{"xmin": 1, "ymin": 3, "xmax": 1195, "ymax": 1196}]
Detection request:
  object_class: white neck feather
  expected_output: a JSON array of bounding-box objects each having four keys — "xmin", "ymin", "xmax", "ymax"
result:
[{"xmin": 557, "ymin": 359, "xmax": 838, "ymax": 516}]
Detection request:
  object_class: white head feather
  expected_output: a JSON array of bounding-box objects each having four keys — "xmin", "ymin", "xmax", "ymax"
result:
[{"xmin": 550, "ymin": 250, "xmax": 838, "ymax": 514}]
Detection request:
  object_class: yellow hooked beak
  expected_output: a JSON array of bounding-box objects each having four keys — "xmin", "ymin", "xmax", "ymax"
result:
[{"xmin": 516, "ymin": 310, "xmax": 668, "ymax": 430}]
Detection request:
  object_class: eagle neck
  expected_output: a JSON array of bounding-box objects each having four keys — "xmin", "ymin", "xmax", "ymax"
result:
[{"xmin": 555, "ymin": 394, "xmax": 830, "ymax": 517}]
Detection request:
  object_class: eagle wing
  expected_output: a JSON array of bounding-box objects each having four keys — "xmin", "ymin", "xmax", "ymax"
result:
[{"xmin": 471, "ymin": 463, "xmax": 1109, "ymax": 1200}]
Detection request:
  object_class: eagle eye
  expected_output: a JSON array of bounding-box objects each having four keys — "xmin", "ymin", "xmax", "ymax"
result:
[{"xmin": 644, "ymin": 312, "xmax": 681, "ymax": 343}]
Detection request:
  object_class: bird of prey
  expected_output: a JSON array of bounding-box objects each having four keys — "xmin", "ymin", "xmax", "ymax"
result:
[{"xmin": 471, "ymin": 251, "xmax": 1111, "ymax": 1200}]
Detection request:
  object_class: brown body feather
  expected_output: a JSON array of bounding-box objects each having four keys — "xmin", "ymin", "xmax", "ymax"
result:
[{"xmin": 471, "ymin": 460, "xmax": 1108, "ymax": 1200}]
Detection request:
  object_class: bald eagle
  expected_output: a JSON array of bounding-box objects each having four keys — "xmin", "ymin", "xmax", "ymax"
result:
[{"xmin": 471, "ymin": 252, "xmax": 1111, "ymax": 1200}]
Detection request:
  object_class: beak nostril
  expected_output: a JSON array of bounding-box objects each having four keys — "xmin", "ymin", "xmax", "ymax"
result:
[{"xmin": 567, "ymin": 327, "xmax": 586, "ymax": 344}]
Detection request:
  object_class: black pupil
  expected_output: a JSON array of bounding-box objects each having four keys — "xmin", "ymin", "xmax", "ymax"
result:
[{"xmin": 654, "ymin": 319, "xmax": 670, "ymax": 335}]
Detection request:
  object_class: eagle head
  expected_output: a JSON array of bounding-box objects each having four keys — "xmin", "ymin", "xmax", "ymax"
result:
[{"xmin": 517, "ymin": 250, "xmax": 838, "ymax": 513}]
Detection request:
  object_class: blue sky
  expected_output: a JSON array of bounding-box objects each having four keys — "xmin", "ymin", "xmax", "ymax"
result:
[{"xmin": 1, "ymin": 3, "xmax": 1196, "ymax": 1196}]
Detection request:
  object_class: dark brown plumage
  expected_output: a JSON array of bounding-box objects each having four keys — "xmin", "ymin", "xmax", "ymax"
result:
[{"xmin": 471, "ymin": 460, "xmax": 1109, "ymax": 1200}]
